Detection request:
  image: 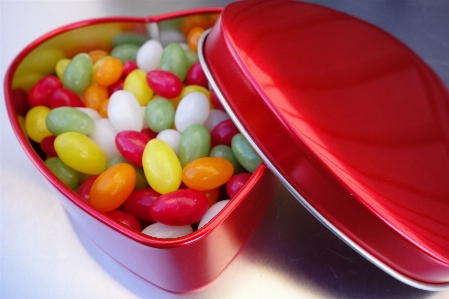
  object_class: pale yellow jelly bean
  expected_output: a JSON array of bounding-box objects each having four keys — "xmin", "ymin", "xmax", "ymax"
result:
[
  {"xmin": 54, "ymin": 132, "xmax": 107, "ymax": 175},
  {"xmin": 142, "ymin": 139, "xmax": 182, "ymax": 194},
  {"xmin": 25, "ymin": 106, "xmax": 53, "ymax": 142},
  {"xmin": 55, "ymin": 58, "xmax": 71, "ymax": 81},
  {"xmin": 124, "ymin": 69, "xmax": 154, "ymax": 106}
]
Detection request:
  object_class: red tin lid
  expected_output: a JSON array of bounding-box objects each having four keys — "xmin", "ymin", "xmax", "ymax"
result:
[{"xmin": 198, "ymin": 0, "xmax": 449, "ymax": 290}]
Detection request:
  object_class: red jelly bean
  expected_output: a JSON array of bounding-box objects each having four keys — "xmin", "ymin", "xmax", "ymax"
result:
[
  {"xmin": 107, "ymin": 210, "xmax": 142, "ymax": 231},
  {"xmin": 121, "ymin": 188, "xmax": 160, "ymax": 223},
  {"xmin": 49, "ymin": 88, "xmax": 84, "ymax": 109},
  {"xmin": 141, "ymin": 128, "xmax": 158, "ymax": 140},
  {"xmin": 122, "ymin": 60, "xmax": 138, "ymax": 79},
  {"xmin": 11, "ymin": 88, "xmax": 29, "ymax": 116},
  {"xmin": 28, "ymin": 76, "xmax": 63, "ymax": 108},
  {"xmin": 185, "ymin": 62, "xmax": 208, "ymax": 88},
  {"xmin": 226, "ymin": 172, "xmax": 252, "ymax": 198},
  {"xmin": 40, "ymin": 135, "xmax": 57, "ymax": 157},
  {"xmin": 211, "ymin": 119, "xmax": 240, "ymax": 147},
  {"xmin": 115, "ymin": 130, "xmax": 150, "ymax": 167},
  {"xmin": 210, "ymin": 89, "xmax": 224, "ymax": 110},
  {"xmin": 76, "ymin": 175, "xmax": 98, "ymax": 202},
  {"xmin": 149, "ymin": 188, "xmax": 209, "ymax": 225},
  {"xmin": 146, "ymin": 70, "xmax": 183, "ymax": 98},
  {"xmin": 107, "ymin": 79, "xmax": 124, "ymax": 96}
]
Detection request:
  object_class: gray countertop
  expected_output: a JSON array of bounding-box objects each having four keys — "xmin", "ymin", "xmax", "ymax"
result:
[{"xmin": 1, "ymin": 1, "xmax": 448, "ymax": 298}]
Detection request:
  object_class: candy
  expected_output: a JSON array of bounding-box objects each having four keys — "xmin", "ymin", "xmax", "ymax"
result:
[
  {"xmin": 203, "ymin": 109, "xmax": 230, "ymax": 132},
  {"xmin": 178, "ymin": 124, "xmax": 211, "ymax": 168},
  {"xmin": 185, "ymin": 62, "xmax": 208, "ymax": 88},
  {"xmin": 231, "ymin": 133, "xmax": 262, "ymax": 173},
  {"xmin": 28, "ymin": 76, "xmax": 62, "ymax": 108},
  {"xmin": 111, "ymin": 43, "xmax": 140, "ymax": 63},
  {"xmin": 108, "ymin": 90, "xmax": 143, "ymax": 132},
  {"xmin": 156, "ymin": 129, "xmax": 181, "ymax": 155},
  {"xmin": 198, "ymin": 200, "xmax": 230, "ymax": 229},
  {"xmin": 186, "ymin": 27, "xmax": 205, "ymax": 53},
  {"xmin": 122, "ymin": 188, "xmax": 160, "ymax": 223},
  {"xmin": 46, "ymin": 107, "xmax": 94, "ymax": 136},
  {"xmin": 226, "ymin": 172, "xmax": 252, "ymax": 198},
  {"xmin": 83, "ymin": 83, "xmax": 109, "ymax": 112},
  {"xmin": 49, "ymin": 88, "xmax": 84, "ymax": 109},
  {"xmin": 45, "ymin": 157, "xmax": 80, "ymax": 190},
  {"xmin": 211, "ymin": 119, "xmax": 239, "ymax": 147},
  {"xmin": 142, "ymin": 222, "xmax": 193, "ymax": 238},
  {"xmin": 76, "ymin": 175, "xmax": 98, "ymax": 202},
  {"xmin": 145, "ymin": 97, "xmax": 175, "ymax": 133},
  {"xmin": 40, "ymin": 135, "xmax": 57, "ymax": 157},
  {"xmin": 182, "ymin": 157, "xmax": 234, "ymax": 191},
  {"xmin": 115, "ymin": 130, "xmax": 150, "ymax": 167},
  {"xmin": 124, "ymin": 69, "xmax": 154, "ymax": 106},
  {"xmin": 159, "ymin": 43, "xmax": 189, "ymax": 81},
  {"xmin": 62, "ymin": 53, "xmax": 92, "ymax": 94},
  {"xmin": 209, "ymin": 144, "xmax": 244, "ymax": 174},
  {"xmin": 136, "ymin": 39, "xmax": 163, "ymax": 72},
  {"xmin": 107, "ymin": 210, "xmax": 142, "ymax": 231},
  {"xmin": 174, "ymin": 91, "xmax": 210, "ymax": 132},
  {"xmin": 93, "ymin": 56, "xmax": 123, "ymax": 87},
  {"xmin": 25, "ymin": 105, "xmax": 53, "ymax": 142},
  {"xmin": 146, "ymin": 70, "xmax": 183, "ymax": 99}
]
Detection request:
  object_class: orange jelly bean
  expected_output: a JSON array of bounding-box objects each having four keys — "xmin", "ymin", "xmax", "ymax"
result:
[
  {"xmin": 202, "ymin": 187, "xmax": 220, "ymax": 207},
  {"xmin": 94, "ymin": 57, "xmax": 123, "ymax": 87},
  {"xmin": 187, "ymin": 27, "xmax": 205, "ymax": 53},
  {"xmin": 99, "ymin": 99, "xmax": 109, "ymax": 118},
  {"xmin": 182, "ymin": 157, "xmax": 234, "ymax": 191},
  {"xmin": 90, "ymin": 163, "xmax": 136, "ymax": 212},
  {"xmin": 181, "ymin": 15, "xmax": 210, "ymax": 36},
  {"xmin": 88, "ymin": 50, "xmax": 109, "ymax": 64},
  {"xmin": 83, "ymin": 83, "xmax": 109, "ymax": 111}
]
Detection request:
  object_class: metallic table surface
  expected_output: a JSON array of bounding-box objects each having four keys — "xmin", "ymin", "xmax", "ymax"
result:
[{"xmin": 1, "ymin": 1, "xmax": 448, "ymax": 298}]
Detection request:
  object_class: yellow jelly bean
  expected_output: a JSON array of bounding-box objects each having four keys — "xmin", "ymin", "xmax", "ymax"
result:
[
  {"xmin": 55, "ymin": 58, "xmax": 71, "ymax": 81},
  {"xmin": 54, "ymin": 132, "xmax": 107, "ymax": 175},
  {"xmin": 25, "ymin": 106, "xmax": 53, "ymax": 142},
  {"xmin": 142, "ymin": 139, "xmax": 182, "ymax": 194},
  {"xmin": 124, "ymin": 69, "xmax": 153, "ymax": 106}
]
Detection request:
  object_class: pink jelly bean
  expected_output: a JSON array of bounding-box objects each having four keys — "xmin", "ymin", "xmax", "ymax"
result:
[
  {"xmin": 40, "ymin": 135, "xmax": 57, "ymax": 157},
  {"xmin": 107, "ymin": 210, "xmax": 142, "ymax": 231},
  {"xmin": 211, "ymin": 119, "xmax": 240, "ymax": 147},
  {"xmin": 107, "ymin": 78, "xmax": 124, "ymax": 96},
  {"xmin": 28, "ymin": 76, "xmax": 62, "ymax": 108},
  {"xmin": 149, "ymin": 188, "xmax": 209, "ymax": 226},
  {"xmin": 226, "ymin": 172, "xmax": 252, "ymax": 198},
  {"xmin": 11, "ymin": 88, "xmax": 29, "ymax": 116},
  {"xmin": 146, "ymin": 70, "xmax": 183, "ymax": 98},
  {"xmin": 76, "ymin": 175, "xmax": 98, "ymax": 202},
  {"xmin": 210, "ymin": 89, "xmax": 224, "ymax": 110},
  {"xmin": 49, "ymin": 88, "xmax": 84, "ymax": 109},
  {"xmin": 185, "ymin": 62, "xmax": 208, "ymax": 88},
  {"xmin": 121, "ymin": 60, "xmax": 138, "ymax": 79},
  {"xmin": 121, "ymin": 188, "xmax": 160, "ymax": 223},
  {"xmin": 115, "ymin": 130, "xmax": 150, "ymax": 167}
]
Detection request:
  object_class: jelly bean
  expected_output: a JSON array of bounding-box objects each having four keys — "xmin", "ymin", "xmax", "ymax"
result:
[
  {"xmin": 108, "ymin": 90, "xmax": 143, "ymax": 132},
  {"xmin": 178, "ymin": 124, "xmax": 211, "ymax": 168},
  {"xmin": 49, "ymin": 88, "xmax": 84, "ymax": 109},
  {"xmin": 11, "ymin": 88, "xmax": 29, "ymax": 116},
  {"xmin": 209, "ymin": 144, "xmax": 244, "ymax": 174},
  {"xmin": 76, "ymin": 107, "xmax": 102, "ymax": 121},
  {"xmin": 142, "ymin": 139, "xmax": 182, "ymax": 194},
  {"xmin": 210, "ymin": 89, "xmax": 224, "ymax": 110},
  {"xmin": 107, "ymin": 78, "xmax": 124, "ymax": 96},
  {"xmin": 106, "ymin": 155, "xmax": 129, "ymax": 168},
  {"xmin": 211, "ymin": 119, "xmax": 240, "ymax": 147},
  {"xmin": 55, "ymin": 132, "xmax": 107, "ymax": 175},
  {"xmin": 40, "ymin": 135, "xmax": 57, "ymax": 157},
  {"xmin": 55, "ymin": 58, "xmax": 70, "ymax": 81},
  {"xmin": 156, "ymin": 129, "xmax": 181, "ymax": 155},
  {"xmin": 89, "ymin": 118, "xmax": 120, "ymax": 160},
  {"xmin": 181, "ymin": 84, "xmax": 210, "ymax": 101},
  {"xmin": 198, "ymin": 200, "xmax": 230, "ymax": 229},
  {"xmin": 186, "ymin": 27, "xmax": 205, "ymax": 53},
  {"xmin": 185, "ymin": 62, "xmax": 208, "ymax": 88},
  {"xmin": 124, "ymin": 69, "xmax": 154, "ymax": 106},
  {"xmin": 106, "ymin": 155, "xmax": 150, "ymax": 190},
  {"xmin": 136, "ymin": 39, "xmax": 163, "ymax": 72},
  {"xmin": 226, "ymin": 172, "xmax": 252, "ymax": 198},
  {"xmin": 76, "ymin": 175, "xmax": 98, "ymax": 202},
  {"xmin": 94, "ymin": 56, "xmax": 123, "ymax": 87},
  {"xmin": 202, "ymin": 187, "xmax": 220, "ymax": 208},
  {"xmin": 45, "ymin": 157, "xmax": 80, "ymax": 190},
  {"xmin": 63, "ymin": 53, "xmax": 92, "ymax": 94},
  {"xmin": 159, "ymin": 43, "xmax": 189, "ymax": 81},
  {"xmin": 18, "ymin": 115, "xmax": 26, "ymax": 135},
  {"xmin": 115, "ymin": 130, "xmax": 150, "ymax": 167},
  {"xmin": 107, "ymin": 210, "xmax": 142, "ymax": 231},
  {"xmin": 122, "ymin": 188, "xmax": 160, "ymax": 223},
  {"xmin": 149, "ymin": 188, "xmax": 209, "ymax": 225},
  {"xmin": 83, "ymin": 83, "xmax": 109, "ymax": 112},
  {"xmin": 231, "ymin": 133, "xmax": 262, "ymax": 173},
  {"xmin": 98, "ymin": 99, "xmax": 109, "ymax": 118},
  {"xmin": 88, "ymin": 50, "xmax": 108, "ymax": 64},
  {"xmin": 46, "ymin": 107, "xmax": 95, "ymax": 136},
  {"xmin": 184, "ymin": 50, "xmax": 199, "ymax": 69},
  {"xmin": 174, "ymin": 91, "xmax": 210, "ymax": 132},
  {"xmin": 181, "ymin": 14, "xmax": 210, "ymax": 36},
  {"xmin": 182, "ymin": 157, "xmax": 234, "ymax": 191},
  {"xmin": 90, "ymin": 163, "xmax": 136, "ymax": 212},
  {"xmin": 122, "ymin": 60, "xmax": 138, "ymax": 79},
  {"xmin": 25, "ymin": 106, "xmax": 53, "ymax": 142},
  {"xmin": 142, "ymin": 222, "xmax": 193, "ymax": 238},
  {"xmin": 28, "ymin": 76, "xmax": 62, "ymax": 108},
  {"xmin": 112, "ymin": 33, "xmax": 148, "ymax": 47},
  {"xmin": 146, "ymin": 70, "xmax": 183, "ymax": 99},
  {"xmin": 111, "ymin": 43, "xmax": 140, "ymax": 63},
  {"xmin": 141, "ymin": 127, "xmax": 158, "ymax": 140},
  {"xmin": 203, "ymin": 109, "xmax": 230, "ymax": 131},
  {"xmin": 145, "ymin": 97, "xmax": 175, "ymax": 133}
]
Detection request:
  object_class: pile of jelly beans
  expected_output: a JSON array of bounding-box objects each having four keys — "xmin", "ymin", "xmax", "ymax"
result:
[{"xmin": 15, "ymin": 14, "xmax": 262, "ymax": 238}]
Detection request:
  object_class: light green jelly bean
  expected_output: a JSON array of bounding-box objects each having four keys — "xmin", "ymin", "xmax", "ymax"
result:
[
  {"xmin": 185, "ymin": 49, "xmax": 199, "ymax": 69},
  {"xmin": 112, "ymin": 33, "xmax": 148, "ymax": 47},
  {"xmin": 209, "ymin": 145, "xmax": 245, "ymax": 174},
  {"xmin": 145, "ymin": 98, "xmax": 174, "ymax": 133},
  {"xmin": 231, "ymin": 133, "xmax": 262, "ymax": 173},
  {"xmin": 178, "ymin": 124, "xmax": 210, "ymax": 168},
  {"xmin": 46, "ymin": 107, "xmax": 94, "ymax": 136},
  {"xmin": 107, "ymin": 156, "xmax": 149, "ymax": 190},
  {"xmin": 111, "ymin": 43, "xmax": 140, "ymax": 63},
  {"xmin": 45, "ymin": 157, "xmax": 80, "ymax": 190},
  {"xmin": 63, "ymin": 53, "xmax": 92, "ymax": 94},
  {"xmin": 159, "ymin": 43, "xmax": 189, "ymax": 81}
]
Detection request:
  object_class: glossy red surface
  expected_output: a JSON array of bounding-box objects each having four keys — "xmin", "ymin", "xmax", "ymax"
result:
[{"xmin": 203, "ymin": 0, "xmax": 449, "ymax": 286}]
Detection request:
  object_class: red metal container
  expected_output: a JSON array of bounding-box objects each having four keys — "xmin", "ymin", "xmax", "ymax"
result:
[
  {"xmin": 4, "ymin": 8, "xmax": 276, "ymax": 293},
  {"xmin": 198, "ymin": 0, "xmax": 449, "ymax": 291}
]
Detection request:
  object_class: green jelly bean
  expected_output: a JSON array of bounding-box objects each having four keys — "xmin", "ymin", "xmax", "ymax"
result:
[
  {"xmin": 112, "ymin": 33, "xmax": 148, "ymax": 47},
  {"xmin": 145, "ymin": 98, "xmax": 175, "ymax": 133},
  {"xmin": 107, "ymin": 156, "xmax": 150, "ymax": 190},
  {"xmin": 209, "ymin": 145, "xmax": 245, "ymax": 174},
  {"xmin": 45, "ymin": 157, "xmax": 80, "ymax": 190},
  {"xmin": 111, "ymin": 43, "xmax": 140, "ymax": 63},
  {"xmin": 231, "ymin": 133, "xmax": 261, "ymax": 173},
  {"xmin": 159, "ymin": 43, "xmax": 189, "ymax": 81},
  {"xmin": 178, "ymin": 124, "xmax": 210, "ymax": 168},
  {"xmin": 185, "ymin": 49, "xmax": 199, "ymax": 69},
  {"xmin": 46, "ymin": 107, "xmax": 94, "ymax": 136},
  {"xmin": 63, "ymin": 53, "xmax": 92, "ymax": 94}
]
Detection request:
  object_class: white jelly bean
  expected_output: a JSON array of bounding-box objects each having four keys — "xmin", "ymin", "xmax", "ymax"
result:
[
  {"xmin": 174, "ymin": 91, "xmax": 210, "ymax": 133},
  {"xmin": 142, "ymin": 222, "xmax": 193, "ymax": 238},
  {"xmin": 76, "ymin": 107, "xmax": 102, "ymax": 121},
  {"xmin": 203, "ymin": 109, "xmax": 230, "ymax": 132},
  {"xmin": 198, "ymin": 200, "xmax": 230, "ymax": 229},
  {"xmin": 156, "ymin": 129, "xmax": 182, "ymax": 155},
  {"xmin": 136, "ymin": 40, "xmax": 164, "ymax": 72},
  {"xmin": 108, "ymin": 90, "xmax": 143, "ymax": 132},
  {"xmin": 89, "ymin": 118, "xmax": 120, "ymax": 160}
]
